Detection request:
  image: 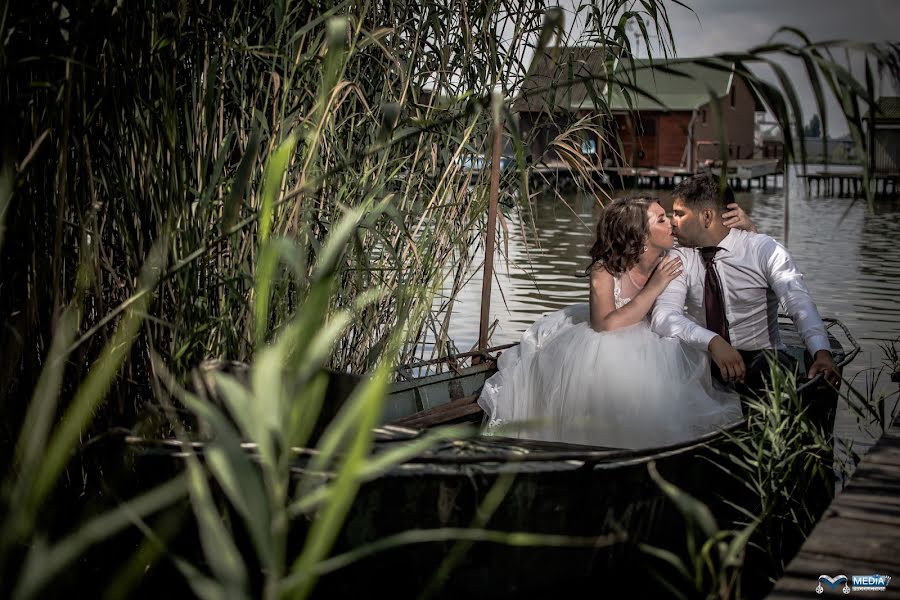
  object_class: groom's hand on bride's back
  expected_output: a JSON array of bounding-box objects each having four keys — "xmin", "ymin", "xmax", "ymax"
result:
[
  {"xmin": 722, "ymin": 203, "xmax": 758, "ymax": 233},
  {"xmin": 708, "ymin": 336, "xmax": 746, "ymax": 383}
]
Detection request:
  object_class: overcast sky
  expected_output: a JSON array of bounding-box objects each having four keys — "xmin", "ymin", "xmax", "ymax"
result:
[{"xmin": 559, "ymin": 0, "xmax": 899, "ymax": 136}]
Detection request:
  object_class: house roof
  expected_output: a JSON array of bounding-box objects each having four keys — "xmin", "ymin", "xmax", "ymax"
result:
[
  {"xmin": 605, "ymin": 58, "xmax": 740, "ymax": 111},
  {"xmin": 515, "ymin": 47, "xmax": 764, "ymax": 113},
  {"xmin": 868, "ymin": 96, "xmax": 900, "ymax": 122},
  {"xmin": 759, "ymin": 123, "xmax": 784, "ymax": 143},
  {"xmin": 514, "ymin": 46, "xmax": 613, "ymax": 113}
]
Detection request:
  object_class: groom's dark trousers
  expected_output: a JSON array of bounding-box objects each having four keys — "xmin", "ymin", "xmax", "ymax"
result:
[{"xmin": 723, "ymin": 349, "xmax": 798, "ymax": 416}]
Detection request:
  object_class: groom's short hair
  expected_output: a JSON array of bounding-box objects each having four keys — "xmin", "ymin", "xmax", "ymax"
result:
[{"xmin": 673, "ymin": 172, "xmax": 734, "ymax": 213}]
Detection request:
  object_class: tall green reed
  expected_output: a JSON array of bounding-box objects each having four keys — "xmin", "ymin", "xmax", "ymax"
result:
[
  {"xmin": 843, "ymin": 338, "xmax": 900, "ymax": 437},
  {"xmin": 145, "ymin": 196, "xmax": 618, "ymax": 599},
  {"xmin": 1, "ymin": 238, "xmax": 187, "ymax": 599},
  {"xmin": 635, "ymin": 343, "xmax": 897, "ymax": 600},
  {"xmin": 642, "ymin": 357, "xmax": 835, "ymax": 599},
  {"xmin": 0, "ymin": 3, "xmax": 595, "ymax": 595}
]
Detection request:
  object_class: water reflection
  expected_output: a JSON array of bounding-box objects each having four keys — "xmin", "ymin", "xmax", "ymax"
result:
[{"xmin": 440, "ymin": 168, "xmax": 900, "ymax": 446}]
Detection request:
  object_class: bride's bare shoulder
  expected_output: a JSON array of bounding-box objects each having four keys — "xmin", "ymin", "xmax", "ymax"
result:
[
  {"xmin": 589, "ymin": 263, "xmax": 614, "ymax": 281},
  {"xmin": 589, "ymin": 264, "xmax": 617, "ymax": 297}
]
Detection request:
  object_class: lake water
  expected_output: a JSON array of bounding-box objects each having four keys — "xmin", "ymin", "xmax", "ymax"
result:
[{"xmin": 442, "ymin": 166, "xmax": 900, "ymax": 455}]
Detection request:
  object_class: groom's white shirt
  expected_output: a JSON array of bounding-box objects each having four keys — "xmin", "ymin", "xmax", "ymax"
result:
[{"xmin": 650, "ymin": 228, "xmax": 831, "ymax": 357}]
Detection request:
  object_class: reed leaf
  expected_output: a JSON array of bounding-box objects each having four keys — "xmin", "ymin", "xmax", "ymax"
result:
[
  {"xmin": 223, "ymin": 127, "xmax": 261, "ymax": 233},
  {"xmin": 287, "ymin": 424, "xmax": 473, "ymax": 517},
  {"xmin": 183, "ymin": 448, "xmax": 250, "ymax": 599},
  {"xmin": 287, "ymin": 362, "xmax": 390, "ymax": 599},
  {"xmin": 28, "ymin": 240, "xmax": 167, "ymax": 515},
  {"xmin": 13, "ymin": 476, "xmax": 189, "ymax": 600},
  {"xmin": 280, "ymin": 528, "xmax": 622, "ymax": 593},
  {"xmin": 254, "ymin": 133, "xmax": 300, "ymax": 345},
  {"xmin": 178, "ymin": 385, "xmax": 275, "ymax": 569},
  {"xmin": 648, "ymin": 462, "xmax": 718, "ymax": 540},
  {"xmin": 0, "ymin": 147, "xmax": 11, "ymax": 253},
  {"xmin": 12, "ymin": 305, "xmax": 78, "ymax": 504}
]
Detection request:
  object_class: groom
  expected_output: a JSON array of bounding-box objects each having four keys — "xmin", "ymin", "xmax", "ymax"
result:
[{"xmin": 650, "ymin": 172, "xmax": 836, "ymax": 412}]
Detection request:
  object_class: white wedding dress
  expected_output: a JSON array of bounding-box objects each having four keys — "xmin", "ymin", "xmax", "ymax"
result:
[{"xmin": 477, "ymin": 276, "xmax": 742, "ymax": 449}]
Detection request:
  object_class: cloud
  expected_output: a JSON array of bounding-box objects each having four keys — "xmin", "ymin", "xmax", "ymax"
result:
[{"xmin": 672, "ymin": 0, "xmax": 896, "ymax": 41}]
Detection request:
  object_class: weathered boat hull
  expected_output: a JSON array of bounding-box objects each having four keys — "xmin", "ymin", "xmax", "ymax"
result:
[
  {"xmin": 112, "ymin": 317, "xmax": 857, "ymax": 598},
  {"xmin": 313, "ymin": 432, "xmax": 745, "ymax": 597}
]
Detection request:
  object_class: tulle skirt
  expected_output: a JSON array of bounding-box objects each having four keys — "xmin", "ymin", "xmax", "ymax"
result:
[{"xmin": 477, "ymin": 303, "xmax": 742, "ymax": 449}]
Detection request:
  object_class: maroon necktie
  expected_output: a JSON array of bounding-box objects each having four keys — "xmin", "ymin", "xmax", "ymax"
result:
[{"xmin": 700, "ymin": 247, "xmax": 730, "ymax": 343}]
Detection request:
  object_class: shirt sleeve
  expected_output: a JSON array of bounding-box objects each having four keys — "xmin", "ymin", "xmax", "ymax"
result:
[
  {"xmin": 650, "ymin": 250, "xmax": 717, "ymax": 351},
  {"xmin": 762, "ymin": 238, "xmax": 831, "ymax": 356}
]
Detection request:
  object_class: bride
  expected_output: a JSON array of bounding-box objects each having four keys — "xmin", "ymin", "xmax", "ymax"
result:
[{"xmin": 477, "ymin": 196, "xmax": 746, "ymax": 449}]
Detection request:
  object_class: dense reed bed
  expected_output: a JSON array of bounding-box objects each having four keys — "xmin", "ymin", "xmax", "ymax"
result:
[{"xmin": 1, "ymin": 1, "xmax": 898, "ymax": 597}]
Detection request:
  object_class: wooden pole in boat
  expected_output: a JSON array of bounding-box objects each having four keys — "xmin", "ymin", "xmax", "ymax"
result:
[
  {"xmin": 477, "ymin": 104, "xmax": 503, "ymax": 358},
  {"xmin": 783, "ymin": 156, "xmax": 790, "ymax": 247}
]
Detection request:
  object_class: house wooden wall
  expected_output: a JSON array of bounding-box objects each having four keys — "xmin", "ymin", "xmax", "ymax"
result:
[
  {"xmin": 615, "ymin": 114, "xmax": 655, "ymax": 168},
  {"xmin": 692, "ymin": 75, "xmax": 757, "ymax": 166},
  {"xmin": 517, "ymin": 74, "xmax": 760, "ymax": 171},
  {"xmin": 873, "ymin": 128, "xmax": 899, "ymax": 173},
  {"xmin": 658, "ymin": 113, "xmax": 692, "ymax": 167},
  {"xmin": 612, "ymin": 76, "xmax": 757, "ymax": 170},
  {"xmin": 517, "ymin": 111, "xmax": 603, "ymax": 164},
  {"xmin": 518, "ymin": 112, "xmax": 568, "ymax": 163},
  {"xmin": 614, "ymin": 112, "xmax": 691, "ymax": 168},
  {"xmin": 761, "ymin": 140, "xmax": 784, "ymax": 159}
]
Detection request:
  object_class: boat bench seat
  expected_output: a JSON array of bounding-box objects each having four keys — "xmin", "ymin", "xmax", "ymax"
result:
[{"xmin": 389, "ymin": 394, "xmax": 483, "ymax": 429}]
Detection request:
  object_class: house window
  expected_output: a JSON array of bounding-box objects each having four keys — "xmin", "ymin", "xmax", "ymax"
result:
[
  {"xmin": 637, "ymin": 118, "xmax": 656, "ymax": 136},
  {"xmin": 700, "ymin": 109, "xmax": 707, "ymax": 124},
  {"xmin": 581, "ymin": 138, "xmax": 597, "ymax": 155},
  {"xmin": 730, "ymin": 85, "xmax": 736, "ymax": 108}
]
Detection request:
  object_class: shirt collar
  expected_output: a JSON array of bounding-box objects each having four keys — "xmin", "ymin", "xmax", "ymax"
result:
[{"xmin": 715, "ymin": 228, "xmax": 740, "ymax": 254}]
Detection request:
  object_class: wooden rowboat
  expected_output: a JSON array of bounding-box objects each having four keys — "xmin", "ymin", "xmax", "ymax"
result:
[
  {"xmin": 319, "ymin": 317, "xmax": 855, "ymax": 598},
  {"xmin": 113, "ymin": 315, "xmax": 857, "ymax": 598},
  {"xmin": 384, "ymin": 315, "xmax": 856, "ymax": 434}
]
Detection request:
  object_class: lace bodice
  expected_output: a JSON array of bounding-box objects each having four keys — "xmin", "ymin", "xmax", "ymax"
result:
[{"xmin": 613, "ymin": 276, "xmax": 633, "ymax": 309}]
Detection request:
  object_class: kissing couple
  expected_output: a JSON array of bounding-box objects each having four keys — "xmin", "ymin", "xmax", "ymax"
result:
[{"xmin": 478, "ymin": 172, "xmax": 836, "ymax": 449}]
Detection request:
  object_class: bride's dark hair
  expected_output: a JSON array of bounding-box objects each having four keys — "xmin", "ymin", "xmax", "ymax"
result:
[{"xmin": 587, "ymin": 196, "xmax": 658, "ymax": 276}]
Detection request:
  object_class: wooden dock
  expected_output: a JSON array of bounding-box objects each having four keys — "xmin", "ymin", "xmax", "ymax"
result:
[
  {"xmin": 767, "ymin": 413, "xmax": 900, "ymax": 598},
  {"xmin": 797, "ymin": 170, "xmax": 899, "ymax": 198},
  {"xmin": 529, "ymin": 158, "xmax": 784, "ymax": 191},
  {"xmin": 708, "ymin": 158, "xmax": 784, "ymax": 191}
]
